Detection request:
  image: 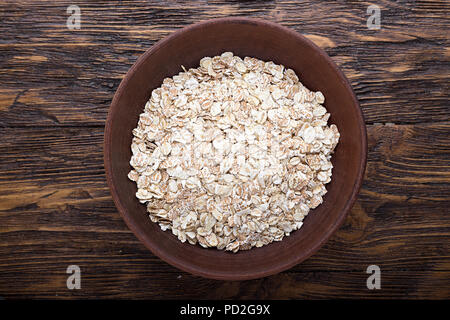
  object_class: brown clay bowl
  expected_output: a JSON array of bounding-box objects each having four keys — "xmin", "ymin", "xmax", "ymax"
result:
[{"xmin": 104, "ymin": 17, "xmax": 367, "ymax": 280}]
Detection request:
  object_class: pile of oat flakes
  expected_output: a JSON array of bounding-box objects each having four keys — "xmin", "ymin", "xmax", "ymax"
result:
[{"xmin": 128, "ymin": 52, "xmax": 340, "ymax": 252}]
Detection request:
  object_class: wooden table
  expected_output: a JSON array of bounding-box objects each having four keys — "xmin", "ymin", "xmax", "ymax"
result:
[{"xmin": 0, "ymin": 1, "xmax": 448, "ymax": 299}]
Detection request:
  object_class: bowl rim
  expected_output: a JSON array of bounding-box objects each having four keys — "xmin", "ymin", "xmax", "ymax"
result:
[{"xmin": 104, "ymin": 17, "xmax": 368, "ymax": 280}]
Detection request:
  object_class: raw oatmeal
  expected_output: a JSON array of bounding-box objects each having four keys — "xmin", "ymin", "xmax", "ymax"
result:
[{"xmin": 128, "ymin": 52, "xmax": 340, "ymax": 252}]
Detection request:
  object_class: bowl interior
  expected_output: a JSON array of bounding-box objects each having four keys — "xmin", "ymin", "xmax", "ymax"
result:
[{"xmin": 105, "ymin": 18, "xmax": 366, "ymax": 280}]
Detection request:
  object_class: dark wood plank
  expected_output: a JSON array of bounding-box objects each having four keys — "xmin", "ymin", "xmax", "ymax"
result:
[
  {"xmin": 0, "ymin": 0, "xmax": 448, "ymax": 127},
  {"xmin": 1, "ymin": 269, "xmax": 449, "ymax": 299},
  {"xmin": 0, "ymin": 0, "xmax": 448, "ymax": 300},
  {"xmin": 0, "ymin": 123, "xmax": 448, "ymax": 298}
]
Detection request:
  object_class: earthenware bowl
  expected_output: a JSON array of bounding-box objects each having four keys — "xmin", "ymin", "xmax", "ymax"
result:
[{"xmin": 104, "ymin": 17, "xmax": 367, "ymax": 280}]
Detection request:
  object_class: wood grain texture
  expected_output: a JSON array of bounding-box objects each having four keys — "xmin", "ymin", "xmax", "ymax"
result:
[
  {"xmin": 0, "ymin": 124, "xmax": 449, "ymax": 298},
  {"xmin": 0, "ymin": 0, "xmax": 448, "ymax": 127},
  {"xmin": 0, "ymin": 0, "xmax": 449, "ymax": 299}
]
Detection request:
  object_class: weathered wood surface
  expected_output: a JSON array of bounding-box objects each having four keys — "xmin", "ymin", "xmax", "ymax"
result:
[{"xmin": 0, "ymin": 0, "xmax": 449, "ymax": 299}]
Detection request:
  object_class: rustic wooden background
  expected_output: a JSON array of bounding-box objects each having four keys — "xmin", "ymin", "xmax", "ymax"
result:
[{"xmin": 0, "ymin": 0, "xmax": 448, "ymax": 299}]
